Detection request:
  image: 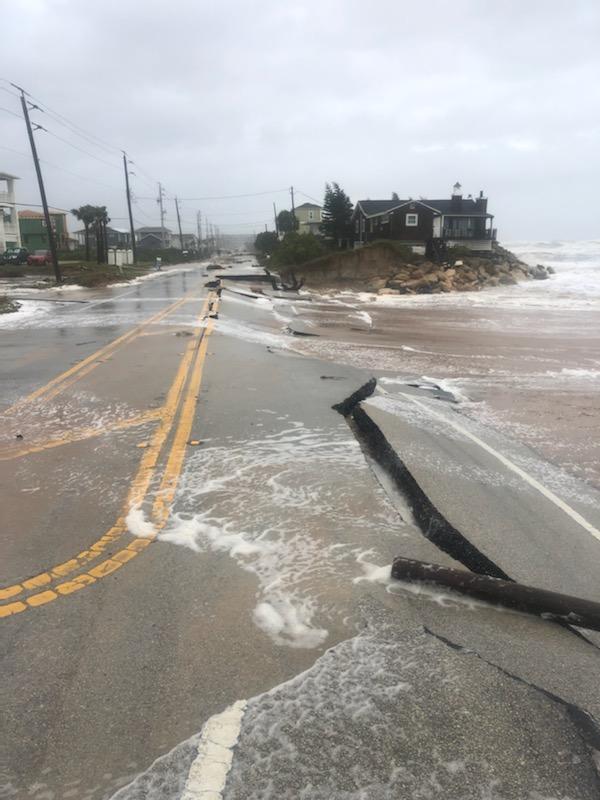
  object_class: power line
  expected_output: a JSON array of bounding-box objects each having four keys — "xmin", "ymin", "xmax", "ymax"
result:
[
  {"xmin": 297, "ymin": 189, "xmax": 323, "ymax": 204},
  {"xmin": 179, "ymin": 188, "xmax": 288, "ymax": 201},
  {"xmin": 10, "ymin": 202, "xmax": 72, "ymax": 212},
  {"xmin": 23, "ymin": 90, "xmax": 122, "ymax": 157},
  {"xmin": 41, "ymin": 127, "xmax": 122, "ymax": 170},
  {"xmin": 0, "ymin": 105, "xmax": 22, "ymax": 119},
  {"xmin": 0, "ymin": 144, "xmax": 120, "ymax": 191},
  {"xmin": 0, "ymin": 85, "xmax": 20, "ymax": 100}
]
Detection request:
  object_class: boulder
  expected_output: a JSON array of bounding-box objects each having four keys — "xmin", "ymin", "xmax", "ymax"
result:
[
  {"xmin": 444, "ymin": 268, "xmax": 456, "ymax": 278},
  {"xmin": 410, "ymin": 268, "xmax": 426, "ymax": 279},
  {"xmin": 366, "ymin": 277, "xmax": 388, "ymax": 291},
  {"xmin": 530, "ymin": 264, "xmax": 549, "ymax": 280},
  {"xmin": 499, "ymin": 274, "xmax": 517, "ymax": 285},
  {"xmin": 378, "ymin": 287, "xmax": 400, "ymax": 295}
]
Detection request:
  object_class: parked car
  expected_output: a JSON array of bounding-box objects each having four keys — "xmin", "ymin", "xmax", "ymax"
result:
[
  {"xmin": 27, "ymin": 249, "xmax": 52, "ymax": 266},
  {"xmin": 1, "ymin": 248, "xmax": 29, "ymax": 265}
]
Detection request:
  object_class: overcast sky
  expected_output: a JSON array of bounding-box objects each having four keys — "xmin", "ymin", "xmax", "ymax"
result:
[{"xmin": 2, "ymin": 0, "xmax": 599, "ymax": 240}]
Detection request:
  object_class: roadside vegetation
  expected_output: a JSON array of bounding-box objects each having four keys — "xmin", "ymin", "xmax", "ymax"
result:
[
  {"xmin": 255, "ymin": 182, "xmax": 353, "ymax": 267},
  {"xmin": 0, "ymin": 247, "xmax": 197, "ymax": 288}
]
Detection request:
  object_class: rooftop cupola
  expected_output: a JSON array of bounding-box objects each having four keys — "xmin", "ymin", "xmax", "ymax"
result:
[{"xmin": 451, "ymin": 181, "xmax": 462, "ymax": 210}]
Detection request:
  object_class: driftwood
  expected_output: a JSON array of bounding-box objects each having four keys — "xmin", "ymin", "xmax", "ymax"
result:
[{"xmin": 280, "ymin": 270, "xmax": 305, "ymax": 292}]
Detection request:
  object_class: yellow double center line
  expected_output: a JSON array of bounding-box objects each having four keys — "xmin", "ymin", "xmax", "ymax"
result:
[
  {"xmin": 0, "ymin": 292, "xmax": 219, "ymax": 617},
  {"xmin": 4, "ymin": 288, "xmax": 197, "ymax": 415}
]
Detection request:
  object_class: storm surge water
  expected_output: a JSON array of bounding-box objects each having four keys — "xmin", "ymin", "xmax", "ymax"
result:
[
  {"xmin": 156, "ymin": 420, "xmax": 406, "ymax": 649},
  {"xmin": 505, "ymin": 239, "xmax": 600, "ymax": 309},
  {"xmin": 361, "ymin": 239, "xmax": 600, "ymax": 311}
]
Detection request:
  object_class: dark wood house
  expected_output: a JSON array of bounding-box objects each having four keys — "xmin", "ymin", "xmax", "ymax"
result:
[{"xmin": 353, "ymin": 183, "xmax": 496, "ymax": 251}]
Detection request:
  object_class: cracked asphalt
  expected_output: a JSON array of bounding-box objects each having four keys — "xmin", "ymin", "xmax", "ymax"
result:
[{"xmin": 1, "ymin": 260, "xmax": 600, "ymax": 799}]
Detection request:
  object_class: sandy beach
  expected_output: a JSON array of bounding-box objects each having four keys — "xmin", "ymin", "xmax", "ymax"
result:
[{"xmin": 272, "ymin": 240, "xmax": 600, "ymax": 488}]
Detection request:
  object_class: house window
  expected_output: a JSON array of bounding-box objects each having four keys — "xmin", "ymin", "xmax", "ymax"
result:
[
  {"xmin": 381, "ymin": 214, "xmax": 390, "ymax": 224},
  {"xmin": 406, "ymin": 213, "xmax": 418, "ymax": 226},
  {"xmin": 308, "ymin": 210, "xmax": 314, "ymax": 220}
]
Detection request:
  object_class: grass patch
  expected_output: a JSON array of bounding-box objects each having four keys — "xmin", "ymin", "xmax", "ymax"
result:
[
  {"xmin": 364, "ymin": 240, "xmax": 416, "ymax": 260},
  {"xmin": 0, "ymin": 295, "xmax": 21, "ymax": 315},
  {"xmin": 1, "ymin": 261, "xmax": 158, "ymax": 288}
]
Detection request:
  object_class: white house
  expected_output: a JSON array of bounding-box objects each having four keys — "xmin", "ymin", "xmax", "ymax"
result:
[
  {"xmin": 295, "ymin": 202, "xmax": 322, "ymax": 236},
  {"xmin": 0, "ymin": 172, "xmax": 22, "ymax": 251}
]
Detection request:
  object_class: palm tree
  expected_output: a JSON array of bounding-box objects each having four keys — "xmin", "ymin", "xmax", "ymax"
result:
[
  {"xmin": 92, "ymin": 206, "xmax": 110, "ymax": 264},
  {"xmin": 71, "ymin": 205, "xmax": 97, "ymax": 261}
]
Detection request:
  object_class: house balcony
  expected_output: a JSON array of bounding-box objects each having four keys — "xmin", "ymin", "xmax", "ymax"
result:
[{"xmin": 442, "ymin": 227, "xmax": 496, "ymax": 241}]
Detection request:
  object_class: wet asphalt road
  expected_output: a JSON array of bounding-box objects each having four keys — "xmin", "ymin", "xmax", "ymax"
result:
[{"xmin": 1, "ymin": 261, "xmax": 600, "ymax": 799}]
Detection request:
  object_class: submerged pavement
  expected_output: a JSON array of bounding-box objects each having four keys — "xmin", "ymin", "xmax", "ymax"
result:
[{"xmin": 1, "ymin": 258, "xmax": 600, "ymax": 799}]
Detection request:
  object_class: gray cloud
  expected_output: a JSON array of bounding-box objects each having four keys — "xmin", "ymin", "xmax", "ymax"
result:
[{"xmin": 2, "ymin": 0, "xmax": 599, "ymax": 239}]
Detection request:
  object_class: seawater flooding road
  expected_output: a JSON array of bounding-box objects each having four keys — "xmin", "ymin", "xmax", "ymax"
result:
[{"xmin": 2, "ymin": 259, "xmax": 600, "ymax": 799}]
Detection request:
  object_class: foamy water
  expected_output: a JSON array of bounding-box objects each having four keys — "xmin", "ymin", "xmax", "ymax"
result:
[
  {"xmin": 147, "ymin": 421, "xmax": 405, "ymax": 649},
  {"xmin": 331, "ymin": 239, "xmax": 600, "ymax": 311}
]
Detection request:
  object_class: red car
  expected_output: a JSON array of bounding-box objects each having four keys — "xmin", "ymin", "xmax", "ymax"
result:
[{"xmin": 27, "ymin": 250, "xmax": 52, "ymax": 266}]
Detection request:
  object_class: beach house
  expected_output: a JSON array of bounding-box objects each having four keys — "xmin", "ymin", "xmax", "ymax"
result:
[
  {"xmin": 353, "ymin": 183, "xmax": 496, "ymax": 251},
  {"xmin": 295, "ymin": 202, "xmax": 322, "ymax": 236},
  {"xmin": 0, "ymin": 172, "xmax": 22, "ymax": 251}
]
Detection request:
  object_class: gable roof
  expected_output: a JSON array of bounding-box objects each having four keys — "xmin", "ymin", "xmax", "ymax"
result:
[
  {"xmin": 295, "ymin": 202, "xmax": 321, "ymax": 210},
  {"xmin": 136, "ymin": 226, "xmax": 172, "ymax": 234},
  {"xmin": 356, "ymin": 198, "xmax": 490, "ymax": 218}
]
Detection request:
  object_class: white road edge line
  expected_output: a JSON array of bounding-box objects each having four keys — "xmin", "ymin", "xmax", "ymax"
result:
[
  {"xmin": 394, "ymin": 392, "xmax": 600, "ymax": 544},
  {"xmin": 181, "ymin": 699, "xmax": 247, "ymax": 800}
]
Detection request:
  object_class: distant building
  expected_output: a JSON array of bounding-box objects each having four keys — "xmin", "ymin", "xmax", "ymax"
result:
[
  {"xmin": 352, "ymin": 184, "xmax": 496, "ymax": 251},
  {"xmin": 295, "ymin": 202, "xmax": 322, "ymax": 236},
  {"xmin": 18, "ymin": 209, "xmax": 70, "ymax": 250},
  {"xmin": 172, "ymin": 232, "xmax": 197, "ymax": 250},
  {"xmin": 0, "ymin": 172, "xmax": 22, "ymax": 251},
  {"xmin": 74, "ymin": 226, "xmax": 131, "ymax": 249},
  {"xmin": 136, "ymin": 226, "xmax": 172, "ymax": 249}
]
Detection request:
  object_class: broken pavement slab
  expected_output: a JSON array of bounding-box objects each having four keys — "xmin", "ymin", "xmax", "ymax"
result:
[
  {"xmin": 221, "ymin": 605, "xmax": 600, "ymax": 799},
  {"xmin": 358, "ymin": 390, "xmax": 600, "ymax": 603}
]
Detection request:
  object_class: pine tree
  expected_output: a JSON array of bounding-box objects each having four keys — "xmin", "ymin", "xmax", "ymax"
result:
[{"xmin": 320, "ymin": 182, "xmax": 353, "ymax": 247}]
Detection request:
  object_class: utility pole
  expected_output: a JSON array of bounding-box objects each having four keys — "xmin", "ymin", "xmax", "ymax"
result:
[
  {"xmin": 16, "ymin": 86, "xmax": 61, "ymax": 283},
  {"xmin": 273, "ymin": 202, "xmax": 279, "ymax": 237},
  {"xmin": 175, "ymin": 196, "xmax": 184, "ymax": 251},
  {"xmin": 196, "ymin": 210, "xmax": 202, "ymax": 250},
  {"xmin": 290, "ymin": 185, "xmax": 296, "ymax": 229},
  {"xmin": 122, "ymin": 152, "xmax": 137, "ymax": 264},
  {"xmin": 157, "ymin": 183, "xmax": 166, "ymax": 248}
]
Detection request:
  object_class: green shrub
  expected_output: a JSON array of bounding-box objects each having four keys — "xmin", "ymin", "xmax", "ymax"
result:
[
  {"xmin": 270, "ymin": 233, "xmax": 327, "ymax": 267},
  {"xmin": 366, "ymin": 240, "xmax": 415, "ymax": 260}
]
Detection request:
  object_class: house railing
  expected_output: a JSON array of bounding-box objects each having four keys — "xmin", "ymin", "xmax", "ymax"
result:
[{"xmin": 442, "ymin": 228, "xmax": 495, "ymax": 240}]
